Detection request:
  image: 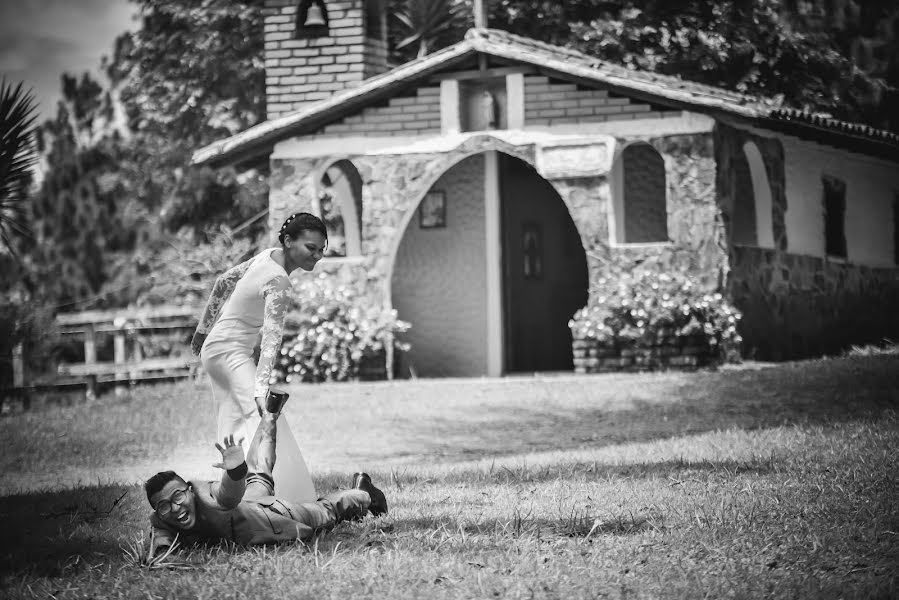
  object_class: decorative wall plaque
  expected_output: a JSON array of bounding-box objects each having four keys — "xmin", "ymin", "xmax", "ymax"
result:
[{"xmin": 536, "ymin": 142, "xmax": 611, "ymax": 179}]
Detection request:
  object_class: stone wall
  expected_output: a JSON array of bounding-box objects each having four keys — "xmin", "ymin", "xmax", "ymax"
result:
[
  {"xmin": 269, "ymin": 131, "xmax": 729, "ymax": 373},
  {"xmin": 714, "ymin": 123, "xmax": 789, "ymax": 257},
  {"xmin": 270, "ymin": 130, "xmax": 725, "ymax": 299},
  {"xmin": 716, "ymin": 123, "xmax": 899, "ymax": 359},
  {"xmin": 571, "ymin": 133, "xmax": 727, "ymax": 290},
  {"xmin": 729, "ymin": 246, "xmax": 899, "ymax": 360}
]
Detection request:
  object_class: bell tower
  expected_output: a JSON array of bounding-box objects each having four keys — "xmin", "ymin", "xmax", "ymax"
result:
[{"xmin": 263, "ymin": 0, "xmax": 390, "ymax": 119}]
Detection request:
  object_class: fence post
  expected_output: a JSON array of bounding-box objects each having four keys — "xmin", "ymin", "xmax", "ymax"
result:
[
  {"xmin": 84, "ymin": 326, "xmax": 97, "ymax": 364},
  {"xmin": 12, "ymin": 343, "xmax": 25, "ymax": 388},
  {"xmin": 129, "ymin": 327, "xmax": 141, "ymax": 380},
  {"xmin": 113, "ymin": 318, "xmax": 127, "ymax": 397}
]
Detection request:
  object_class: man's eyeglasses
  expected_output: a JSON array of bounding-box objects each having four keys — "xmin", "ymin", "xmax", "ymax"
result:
[{"xmin": 155, "ymin": 487, "xmax": 190, "ymax": 517}]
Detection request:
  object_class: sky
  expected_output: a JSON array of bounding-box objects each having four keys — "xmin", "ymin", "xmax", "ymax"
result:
[{"xmin": 0, "ymin": 0, "xmax": 138, "ymax": 121}]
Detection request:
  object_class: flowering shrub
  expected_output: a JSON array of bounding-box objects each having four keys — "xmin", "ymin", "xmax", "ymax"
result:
[
  {"xmin": 569, "ymin": 269, "xmax": 742, "ymax": 363},
  {"xmin": 272, "ymin": 273, "xmax": 411, "ymax": 383}
]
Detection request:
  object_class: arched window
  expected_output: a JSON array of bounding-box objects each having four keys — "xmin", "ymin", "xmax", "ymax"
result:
[
  {"xmin": 315, "ymin": 160, "xmax": 363, "ymax": 257},
  {"xmin": 611, "ymin": 142, "xmax": 668, "ymax": 244},
  {"xmin": 742, "ymin": 141, "xmax": 774, "ymax": 248},
  {"xmin": 731, "ymin": 147, "xmax": 757, "ymax": 245},
  {"xmin": 726, "ymin": 141, "xmax": 774, "ymax": 248}
]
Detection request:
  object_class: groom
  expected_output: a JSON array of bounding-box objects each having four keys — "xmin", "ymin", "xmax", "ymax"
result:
[{"xmin": 144, "ymin": 392, "xmax": 387, "ymax": 555}]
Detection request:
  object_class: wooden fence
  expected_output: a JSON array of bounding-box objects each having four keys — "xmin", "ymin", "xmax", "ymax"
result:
[{"xmin": 9, "ymin": 305, "xmax": 200, "ymax": 401}]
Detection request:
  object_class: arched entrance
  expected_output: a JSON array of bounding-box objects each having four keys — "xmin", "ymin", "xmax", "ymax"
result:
[
  {"xmin": 390, "ymin": 151, "xmax": 588, "ymax": 377},
  {"xmin": 315, "ymin": 159, "xmax": 363, "ymax": 257}
]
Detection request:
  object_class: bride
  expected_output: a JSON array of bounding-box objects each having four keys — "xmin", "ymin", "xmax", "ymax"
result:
[{"xmin": 190, "ymin": 212, "xmax": 327, "ymax": 503}]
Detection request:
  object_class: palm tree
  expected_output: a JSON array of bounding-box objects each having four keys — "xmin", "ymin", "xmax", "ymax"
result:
[
  {"xmin": 392, "ymin": 0, "xmax": 469, "ymax": 60},
  {"xmin": 0, "ymin": 79, "xmax": 39, "ymax": 256}
]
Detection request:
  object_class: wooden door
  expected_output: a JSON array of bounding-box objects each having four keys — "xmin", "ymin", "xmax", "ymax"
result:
[{"xmin": 500, "ymin": 154, "xmax": 588, "ymax": 373}]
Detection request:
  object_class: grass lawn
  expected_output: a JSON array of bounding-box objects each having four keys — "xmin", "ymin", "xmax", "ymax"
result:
[{"xmin": 1, "ymin": 355, "xmax": 897, "ymax": 599}]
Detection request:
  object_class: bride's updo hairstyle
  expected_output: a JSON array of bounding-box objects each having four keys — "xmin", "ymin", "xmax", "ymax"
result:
[{"xmin": 278, "ymin": 212, "xmax": 328, "ymax": 246}]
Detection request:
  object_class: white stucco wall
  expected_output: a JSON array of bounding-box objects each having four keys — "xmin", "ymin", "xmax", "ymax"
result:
[
  {"xmin": 391, "ymin": 154, "xmax": 489, "ymax": 377},
  {"xmin": 782, "ymin": 136, "xmax": 899, "ymax": 266}
]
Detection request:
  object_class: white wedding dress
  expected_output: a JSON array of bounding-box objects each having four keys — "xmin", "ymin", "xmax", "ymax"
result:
[{"xmin": 196, "ymin": 248, "xmax": 316, "ymax": 503}]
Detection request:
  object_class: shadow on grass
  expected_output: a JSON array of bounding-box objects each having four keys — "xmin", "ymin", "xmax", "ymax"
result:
[
  {"xmin": 0, "ymin": 484, "xmax": 141, "ymax": 577},
  {"xmin": 0, "ymin": 472, "xmax": 355, "ymax": 578},
  {"xmin": 408, "ymin": 356, "xmax": 899, "ymax": 461}
]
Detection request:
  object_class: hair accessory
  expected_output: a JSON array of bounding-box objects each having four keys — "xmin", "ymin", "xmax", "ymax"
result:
[{"xmin": 280, "ymin": 213, "xmax": 299, "ymax": 233}]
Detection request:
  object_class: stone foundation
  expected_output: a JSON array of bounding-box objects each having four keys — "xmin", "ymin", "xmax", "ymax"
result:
[
  {"xmin": 572, "ymin": 335, "xmax": 717, "ymax": 373},
  {"xmin": 729, "ymin": 246, "xmax": 899, "ymax": 360}
]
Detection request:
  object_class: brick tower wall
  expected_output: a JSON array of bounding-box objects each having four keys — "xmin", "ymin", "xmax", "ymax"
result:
[{"xmin": 263, "ymin": 0, "xmax": 390, "ymax": 119}]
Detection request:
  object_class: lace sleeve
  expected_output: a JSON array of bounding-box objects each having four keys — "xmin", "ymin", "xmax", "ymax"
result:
[
  {"xmin": 254, "ymin": 275, "xmax": 292, "ymax": 399},
  {"xmin": 195, "ymin": 258, "xmax": 253, "ymax": 334}
]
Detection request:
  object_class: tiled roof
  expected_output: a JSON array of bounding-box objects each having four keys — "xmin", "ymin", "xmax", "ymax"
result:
[
  {"xmin": 193, "ymin": 28, "xmax": 899, "ymax": 167},
  {"xmin": 466, "ymin": 29, "xmax": 776, "ymax": 115},
  {"xmin": 768, "ymin": 108, "xmax": 899, "ymax": 146}
]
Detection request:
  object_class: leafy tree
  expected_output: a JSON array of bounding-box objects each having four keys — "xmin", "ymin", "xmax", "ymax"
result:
[
  {"xmin": 111, "ymin": 0, "xmax": 265, "ymax": 146},
  {"xmin": 106, "ymin": 0, "xmax": 269, "ymax": 238},
  {"xmin": 390, "ymin": 0, "xmax": 469, "ymax": 60},
  {"xmin": 23, "ymin": 0, "xmax": 269, "ymax": 309},
  {"xmin": 0, "ymin": 80, "xmax": 38, "ymax": 256},
  {"xmin": 0, "ymin": 80, "xmax": 57, "ymax": 385},
  {"xmin": 777, "ymin": 0, "xmax": 899, "ymax": 131},
  {"xmin": 562, "ymin": 2, "xmax": 866, "ymax": 122},
  {"xmin": 485, "ymin": 0, "xmax": 898, "ymax": 131},
  {"xmin": 19, "ymin": 73, "xmax": 143, "ymax": 307}
]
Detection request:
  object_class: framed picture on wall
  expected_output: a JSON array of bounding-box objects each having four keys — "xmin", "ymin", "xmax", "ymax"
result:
[
  {"xmin": 522, "ymin": 221, "xmax": 543, "ymax": 280},
  {"xmin": 419, "ymin": 190, "xmax": 446, "ymax": 229}
]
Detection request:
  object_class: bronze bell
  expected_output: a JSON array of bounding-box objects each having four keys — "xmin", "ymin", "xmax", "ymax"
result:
[{"xmin": 304, "ymin": 3, "xmax": 327, "ymax": 27}]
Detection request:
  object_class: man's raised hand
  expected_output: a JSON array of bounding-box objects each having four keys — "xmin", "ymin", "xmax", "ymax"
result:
[{"xmin": 212, "ymin": 434, "xmax": 246, "ymax": 470}]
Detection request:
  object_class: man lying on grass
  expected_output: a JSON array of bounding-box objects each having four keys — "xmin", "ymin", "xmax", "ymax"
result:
[{"xmin": 143, "ymin": 392, "xmax": 387, "ymax": 556}]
